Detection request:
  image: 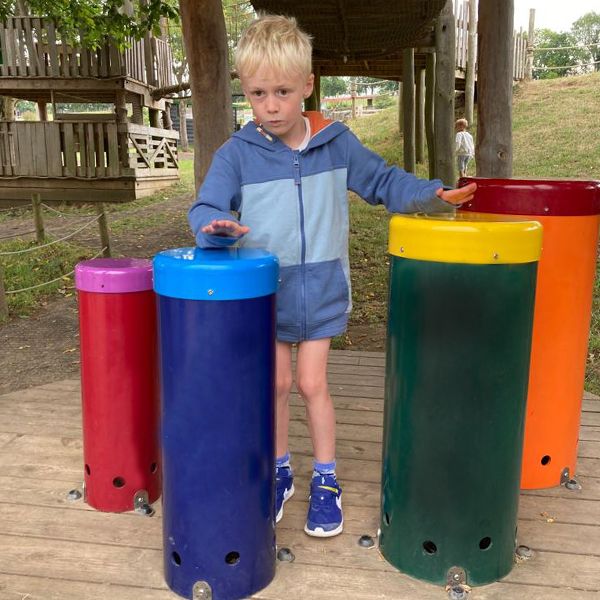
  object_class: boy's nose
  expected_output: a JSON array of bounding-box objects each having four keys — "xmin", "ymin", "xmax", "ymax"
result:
[{"xmin": 265, "ymin": 96, "xmax": 278, "ymax": 113}]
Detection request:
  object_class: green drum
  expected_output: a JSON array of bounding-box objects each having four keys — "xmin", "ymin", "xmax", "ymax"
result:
[{"xmin": 379, "ymin": 213, "xmax": 543, "ymax": 586}]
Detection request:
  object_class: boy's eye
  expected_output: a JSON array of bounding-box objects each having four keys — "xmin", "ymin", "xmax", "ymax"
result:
[
  {"xmin": 251, "ymin": 90, "xmax": 264, "ymax": 97},
  {"xmin": 278, "ymin": 89, "xmax": 289, "ymax": 96}
]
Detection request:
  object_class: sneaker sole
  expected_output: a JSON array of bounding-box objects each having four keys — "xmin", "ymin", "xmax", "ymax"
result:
[
  {"xmin": 304, "ymin": 520, "xmax": 344, "ymax": 538},
  {"xmin": 275, "ymin": 484, "xmax": 295, "ymax": 523}
]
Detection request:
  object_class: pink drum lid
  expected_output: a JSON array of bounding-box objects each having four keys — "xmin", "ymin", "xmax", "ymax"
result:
[{"xmin": 75, "ymin": 258, "xmax": 153, "ymax": 293}]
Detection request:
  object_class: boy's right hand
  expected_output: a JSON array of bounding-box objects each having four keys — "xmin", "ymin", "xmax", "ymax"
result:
[{"xmin": 201, "ymin": 219, "xmax": 250, "ymax": 238}]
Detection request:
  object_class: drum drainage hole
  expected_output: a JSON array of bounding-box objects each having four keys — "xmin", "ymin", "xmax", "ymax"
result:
[
  {"xmin": 150, "ymin": 462, "xmax": 158, "ymax": 473},
  {"xmin": 85, "ymin": 464, "xmax": 91, "ymax": 475},
  {"xmin": 383, "ymin": 513, "xmax": 390, "ymax": 526},
  {"xmin": 112, "ymin": 477, "xmax": 125, "ymax": 488},
  {"xmin": 225, "ymin": 551, "xmax": 240, "ymax": 565},
  {"xmin": 171, "ymin": 552, "xmax": 182, "ymax": 566},
  {"xmin": 541, "ymin": 455, "xmax": 551, "ymax": 466},
  {"xmin": 423, "ymin": 541, "xmax": 437, "ymax": 555},
  {"xmin": 479, "ymin": 536, "xmax": 492, "ymax": 550}
]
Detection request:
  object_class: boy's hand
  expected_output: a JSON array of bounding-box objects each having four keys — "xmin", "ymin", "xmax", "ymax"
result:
[
  {"xmin": 436, "ymin": 182, "xmax": 477, "ymax": 205},
  {"xmin": 201, "ymin": 219, "xmax": 250, "ymax": 238}
]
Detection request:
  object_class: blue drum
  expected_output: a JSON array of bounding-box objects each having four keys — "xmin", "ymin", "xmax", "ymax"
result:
[{"xmin": 153, "ymin": 247, "xmax": 279, "ymax": 600}]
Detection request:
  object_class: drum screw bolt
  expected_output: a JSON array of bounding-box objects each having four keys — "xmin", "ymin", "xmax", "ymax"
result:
[
  {"xmin": 565, "ymin": 478, "xmax": 581, "ymax": 491},
  {"xmin": 67, "ymin": 489, "xmax": 82, "ymax": 501},
  {"xmin": 448, "ymin": 585, "xmax": 469, "ymax": 599},
  {"xmin": 277, "ymin": 547, "xmax": 295, "ymax": 562},
  {"xmin": 358, "ymin": 534, "xmax": 375, "ymax": 548},
  {"xmin": 516, "ymin": 545, "xmax": 534, "ymax": 560}
]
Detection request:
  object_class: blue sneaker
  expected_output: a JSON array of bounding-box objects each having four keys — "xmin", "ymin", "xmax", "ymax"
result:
[
  {"xmin": 304, "ymin": 473, "xmax": 343, "ymax": 537},
  {"xmin": 275, "ymin": 466, "xmax": 295, "ymax": 523}
]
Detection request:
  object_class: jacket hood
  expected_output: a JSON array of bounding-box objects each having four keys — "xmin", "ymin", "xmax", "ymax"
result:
[{"xmin": 233, "ymin": 111, "xmax": 347, "ymax": 152}]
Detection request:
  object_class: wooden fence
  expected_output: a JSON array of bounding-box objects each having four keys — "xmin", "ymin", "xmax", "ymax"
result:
[
  {"xmin": 0, "ymin": 15, "xmax": 172, "ymax": 87},
  {"xmin": 0, "ymin": 121, "xmax": 178, "ymax": 179},
  {"xmin": 454, "ymin": 0, "xmax": 528, "ymax": 80}
]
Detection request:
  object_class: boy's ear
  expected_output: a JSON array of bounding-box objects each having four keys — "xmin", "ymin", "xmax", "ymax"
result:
[{"xmin": 303, "ymin": 73, "xmax": 315, "ymax": 99}]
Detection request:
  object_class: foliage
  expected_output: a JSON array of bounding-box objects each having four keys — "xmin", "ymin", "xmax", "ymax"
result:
[
  {"xmin": 373, "ymin": 95, "xmax": 395, "ymax": 109},
  {"xmin": 223, "ymin": 0, "xmax": 254, "ymax": 68},
  {"xmin": 0, "ymin": 0, "xmax": 179, "ymax": 50},
  {"xmin": 321, "ymin": 76, "xmax": 348, "ymax": 97},
  {"xmin": 571, "ymin": 11, "xmax": 600, "ymax": 71},
  {"xmin": 533, "ymin": 29, "xmax": 589, "ymax": 79}
]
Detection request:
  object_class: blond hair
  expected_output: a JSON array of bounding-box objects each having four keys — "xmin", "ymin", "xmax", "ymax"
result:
[
  {"xmin": 235, "ymin": 14, "xmax": 313, "ymax": 79},
  {"xmin": 455, "ymin": 118, "xmax": 468, "ymax": 130}
]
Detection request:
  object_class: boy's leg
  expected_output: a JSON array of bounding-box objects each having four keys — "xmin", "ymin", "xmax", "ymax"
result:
[
  {"xmin": 275, "ymin": 341, "xmax": 294, "ymax": 522},
  {"xmin": 295, "ymin": 338, "xmax": 335, "ymax": 461},
  {"xmin": 296, "ymin": 338, "xmax": 343, "ymax": 537}
]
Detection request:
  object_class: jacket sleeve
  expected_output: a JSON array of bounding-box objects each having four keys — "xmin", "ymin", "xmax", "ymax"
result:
[
  {"xmin": 346, "ymin": 131, "xmax": 454, "ymax": 214},
  {"xmin": 188, "ymin": 145, "xmax": 244, "ymax": 248}
]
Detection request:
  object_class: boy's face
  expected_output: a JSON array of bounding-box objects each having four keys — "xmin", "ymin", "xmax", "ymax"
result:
[{"xmin": 241, "ymin": 66, "xmax": 314, "ymax": 148}]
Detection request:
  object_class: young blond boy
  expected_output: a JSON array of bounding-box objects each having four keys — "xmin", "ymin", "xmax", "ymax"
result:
[{"xmin": 188, "ymin": 14, "xmax": 476, "ymax": 537}]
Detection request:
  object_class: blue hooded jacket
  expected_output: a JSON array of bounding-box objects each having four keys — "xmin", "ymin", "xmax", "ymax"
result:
[{"xmin": 189, "ymin": 112, "xmax": 452, "ymax": 342}]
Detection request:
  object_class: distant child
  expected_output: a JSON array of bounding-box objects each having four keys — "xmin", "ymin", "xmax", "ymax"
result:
[
  {"xmin": 455, "ymin": 118, "xmax": 475, "ymax": 178},
  {"xmin": 188, "ymin": 14, "xmax": 476, "ymax": 538}
]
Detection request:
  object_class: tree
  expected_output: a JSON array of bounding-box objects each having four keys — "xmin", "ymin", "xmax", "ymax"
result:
[
  {"xmin": 533, "ymin": 29, "xmax": 588, "ymax": 79},
  {"xmin": 571, "ymin": 12, "xmax": 600, "ymax": 72},
  {"xmin": 320, "ymin": 77, "xmax": 347, "ymax": 97},
  {"xmin": 179, "ymin": 0, "xmax": 231, "ymax": 188}
]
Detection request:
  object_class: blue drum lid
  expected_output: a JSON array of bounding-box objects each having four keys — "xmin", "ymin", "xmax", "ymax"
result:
[{"xmin": 153, "ymin": 247, "xmax": 279, "ymax": 300}]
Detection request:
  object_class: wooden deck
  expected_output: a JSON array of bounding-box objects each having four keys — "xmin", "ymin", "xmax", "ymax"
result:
[{"xmin": 0, "ymin": 349, "xmax": 599, "ymax": 599}]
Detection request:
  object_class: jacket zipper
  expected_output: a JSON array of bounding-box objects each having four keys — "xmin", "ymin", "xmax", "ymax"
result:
[{"xmin": 293, "ymin": 150, "xmax": 307, "ymax": 340}]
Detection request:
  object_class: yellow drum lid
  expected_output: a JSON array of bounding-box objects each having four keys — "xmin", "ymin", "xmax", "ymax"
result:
[{"xmin": 388, "ymin": 212, "xmax": 543, "ymax": 264}]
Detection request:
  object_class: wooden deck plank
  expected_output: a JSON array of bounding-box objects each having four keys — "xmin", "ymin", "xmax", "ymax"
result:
[{"xmin": 0, "ymin": 351, "xmax": 599, "ymax": 599}]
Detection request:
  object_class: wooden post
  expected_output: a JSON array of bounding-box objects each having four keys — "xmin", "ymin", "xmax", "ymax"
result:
[
  {"xmin": 305, "ymin": 66, "xmax": 321, "ymax": 111},
  {"xmin": 425, "ymin": 52, "xmax": 436, "ymax": 179},
  {"xmin": 163, "ymin": 102, "xmax": 173, "ymax": 129},
  {"xmin": 37, "ymin": 101, "xmax": 48, "ymax": 122},
  {"xmin": 434, "ymin": 0, "xmax": 456, "ymax": 184},
  {"xmin": 32, "ymin": 193, "xmax": 44, "ymax": 243},
  {"xmin": 397, "ymin": 82, "xmax": 403, "ymax": 133},
  {"xmin": 476, "ymin": 0, "xmax": 514, "ymax": 177},
  {"xmin": 465, "ymin": 0, "xmax": 477, "ymax": 125},
  {"xmin": 415, "ymin": 68, "xmax": 425, "ymax": 164},
  {"xmin": 179, "ymin": 99, "xmax": 189, "ymax": 152},
  {"xmin": 96, "ymin": 203, "xmax": 111, "ymax": 258},
  {"xmin": 350, "ymin": 78, "xmax": 357, "ymax": 119},
  {"xmin": 526, "ymin": 9, "xmax": 536, "ymax": 80},
  {"xmin": 402, "ymin": 48, "xmax": 416, "ymax": 173},
  {"xmin": 115, "ymin": 90, "xmax": 130, "ymax": 170},
  {"xmin": 131, "ymin": 96, "xmax": 144, "ymax": 125},
  {"xmin": 0, "ymin": 266, "xmax": 8, "ymax": 321}
]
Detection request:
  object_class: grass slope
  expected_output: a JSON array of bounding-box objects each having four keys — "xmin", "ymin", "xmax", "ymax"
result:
[{"xmin": 347, "ymin": 72, "xmax": 600, "ymax": 393}]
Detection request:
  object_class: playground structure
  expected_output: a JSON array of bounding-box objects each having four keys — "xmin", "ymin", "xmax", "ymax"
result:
[{"xmin": 0, "ymin": 12, "xmax": 179, "ymax": 205}]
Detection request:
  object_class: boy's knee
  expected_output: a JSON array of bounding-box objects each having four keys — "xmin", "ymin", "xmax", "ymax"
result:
[
  {"xmin": 276, "ymin": 373, "xmax": 293, "ymax": 398},
  {"xmin": 296, "ymin": 375, "xmax": 327, "ymax": 400}
]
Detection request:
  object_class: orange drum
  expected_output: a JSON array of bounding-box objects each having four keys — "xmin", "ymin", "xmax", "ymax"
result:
[{"xmin": 460, "ymin": 178, "xmax": 600, "ymax": 489}]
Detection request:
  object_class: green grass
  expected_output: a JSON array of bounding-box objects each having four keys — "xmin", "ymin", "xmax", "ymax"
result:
[
  {"xmin": 343, "ymin": 74, "xmax": 600, "ymax": 393},
  {"xmin": 0, "ymin": 238, "xmax": 94, "ymax": 319}
]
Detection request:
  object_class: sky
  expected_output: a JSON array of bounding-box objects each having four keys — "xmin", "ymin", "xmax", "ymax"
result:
[{"xmin": 513, "ymin": 0, "xmax": 599, "ymax": 32}]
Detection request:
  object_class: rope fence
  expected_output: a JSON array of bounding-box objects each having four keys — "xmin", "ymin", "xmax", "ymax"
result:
[
  {"xmin": 5, "ymin": 246, "xmax": 108, "ymax": 295},
  {"xmin": 0, "ymin": 198, "xmax": 112, "ymax": 318},
  {"xmin": 0, "ymin": 214, "xmax": 102, "ymax": 256}
]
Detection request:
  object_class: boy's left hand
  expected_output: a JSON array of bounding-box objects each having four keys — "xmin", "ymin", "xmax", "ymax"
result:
[{"xmin": 436, "ymin": 182, "xmax": 477, "ymax": 205}]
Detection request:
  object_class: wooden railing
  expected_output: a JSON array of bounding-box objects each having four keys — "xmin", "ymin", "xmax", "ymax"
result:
[
  {"xmin": 454, "ymin": 0, "xmax": 529, "ymax": 81},
  {"xmin": 0, "ymin": 15, "xmax": 172, "ymax": 86},
  {"xmin": 0, "ymin": 121, "xmax": 178, "ymax": 179}
]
